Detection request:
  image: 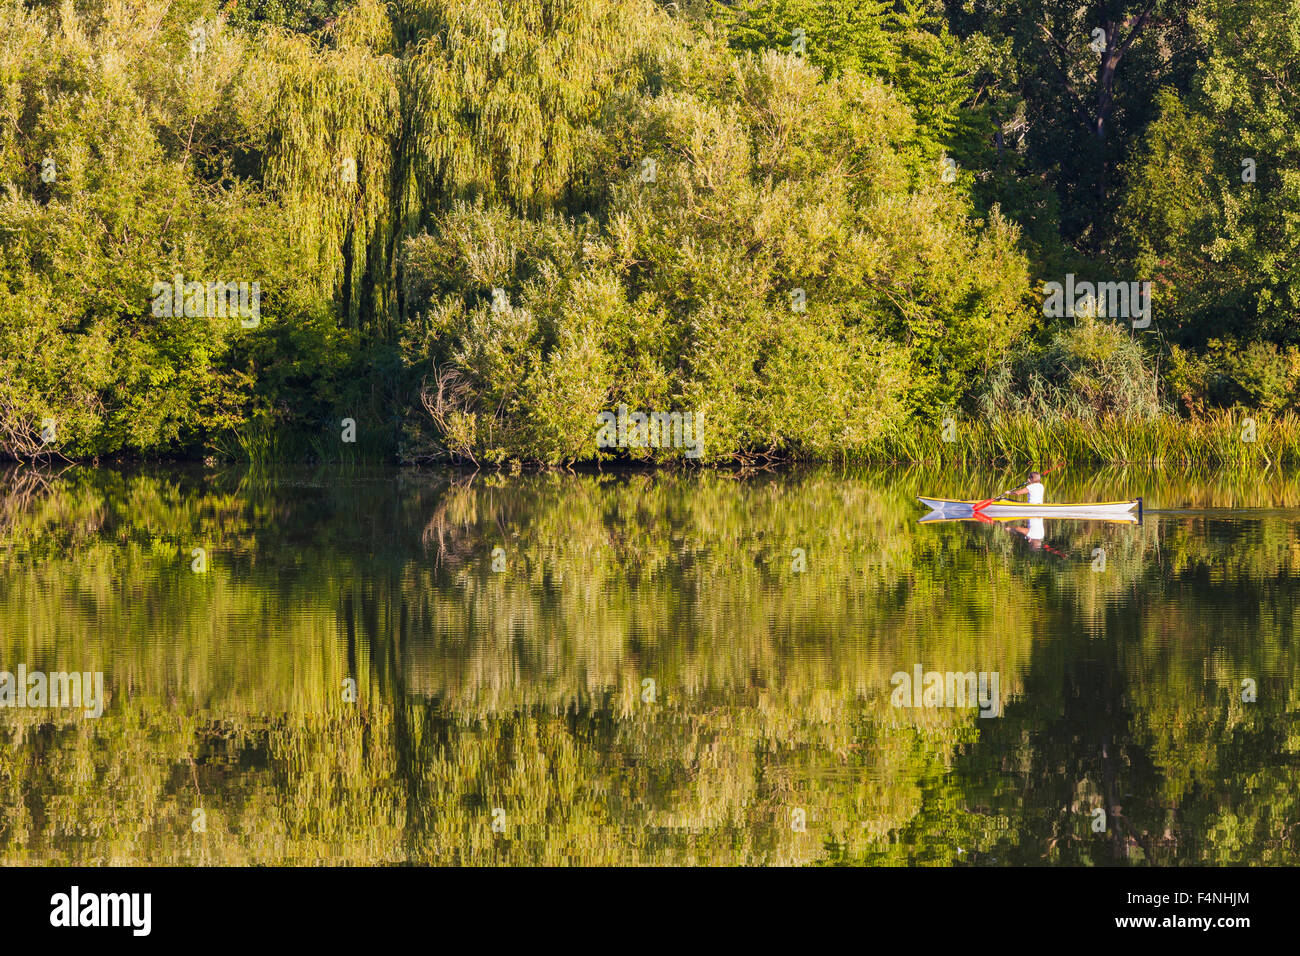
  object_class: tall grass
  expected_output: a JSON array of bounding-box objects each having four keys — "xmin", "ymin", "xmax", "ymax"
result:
[
  {"xmin": 212, "ymin": 406, "xmax": 1300, "ymax": 472},
  {"xmin": 873, "ymin": 410, "xmax": 1300, "ymax": 470},
  {"xmin": 211, "ymin": 415, "xmax": 396, "ymax": 466}
]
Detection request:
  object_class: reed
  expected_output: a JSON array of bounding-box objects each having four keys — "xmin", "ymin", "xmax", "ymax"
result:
[
  {"xmin": 210, "ymin": 416, "xmax": 286, "ymax": 466},
  {"xmin": 213, "ymin": 416, "xmax": 396, "ymax": 465},
  {"xmin": 869, "ymin": 411, "xmax": 1300, "ymax": 469}
]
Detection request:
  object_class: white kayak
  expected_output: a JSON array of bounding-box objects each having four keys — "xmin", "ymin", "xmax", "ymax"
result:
[{"xmin": 918, "ymin": 496, "xmax": 1141, "ymax": 520}]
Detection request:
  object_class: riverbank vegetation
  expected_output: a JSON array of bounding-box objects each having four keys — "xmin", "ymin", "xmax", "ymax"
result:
[{"xmin": 3, "ymin": 0, "xmax": 1299, "ymax": 465}]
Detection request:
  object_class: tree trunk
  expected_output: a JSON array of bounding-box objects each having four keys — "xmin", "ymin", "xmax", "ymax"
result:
[{"xmin": 1095, "ymin": 22, "xmax": 1121, "ymax": 141}]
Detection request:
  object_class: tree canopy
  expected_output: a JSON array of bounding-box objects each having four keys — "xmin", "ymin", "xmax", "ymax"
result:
[{"xmin": 2, "ymin": 0, "xmax": 1299, "ymax": 463}]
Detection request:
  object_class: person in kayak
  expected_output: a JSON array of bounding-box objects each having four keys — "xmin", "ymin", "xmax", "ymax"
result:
[
  {"xmin": 1007, "ymin": 471, "xmax": 1045, "ymax": 505},
  {"xmin": 1005, "ymin": 471, "xmax": 1046, "ymax": 548}
]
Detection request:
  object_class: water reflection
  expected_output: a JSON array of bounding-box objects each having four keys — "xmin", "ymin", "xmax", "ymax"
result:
[
  {"xmin": 918, "ymin": 510, "xmax": 1138, "ymax": 560},
  {"xmin": 0, "ymin": 463, "xmax": 1297, "ymax": 864}
]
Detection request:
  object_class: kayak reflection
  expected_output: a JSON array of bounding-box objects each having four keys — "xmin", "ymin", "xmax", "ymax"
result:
[
  {"xmin": 917, "ymin": 503, "xmax": 1138, "ymax": 558},
  {"xmin": 915, "ymin": 511, "xmax": 1138, "ymax": 526}
]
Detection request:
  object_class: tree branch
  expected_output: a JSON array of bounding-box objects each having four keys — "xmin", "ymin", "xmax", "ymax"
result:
[
  {"xmin": 1117, "ymin": 1, "xmax": 1158, "ymax": 58},
  {"xmin": 1038, "ymin": 25, "xmax": 1094, "ymax": 133}
]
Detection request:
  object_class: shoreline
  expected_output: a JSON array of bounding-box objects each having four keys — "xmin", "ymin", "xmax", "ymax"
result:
[{"xmin": 5, "ymin": 410, "xmax": 1298, "ymax": 469}]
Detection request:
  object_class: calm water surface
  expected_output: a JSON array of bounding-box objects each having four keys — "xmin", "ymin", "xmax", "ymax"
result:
[{"xmin": 2, "ymin": 463, "xmax": 1297, "ymax": 864}]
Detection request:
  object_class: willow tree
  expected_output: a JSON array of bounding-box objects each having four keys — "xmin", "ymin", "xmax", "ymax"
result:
[
  {"xmin": 262, "ymin": 0, "xmax": 671, "ymax": 335},
  {"xmin": 263, "ymin": 3, "xmax": 402, "ymax": 333},
  {"xmin": 397, "ymin": 0, "xmax": 668, "ymax": 213}
]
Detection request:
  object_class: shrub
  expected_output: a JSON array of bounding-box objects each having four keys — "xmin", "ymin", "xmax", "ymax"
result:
[
  {"xmin": 398, "ymin": 49, "xmax": 1033, "ymax": 464},
  {"xmin": 980, "ymin": 317, "xmax": 1163, "ymax": 421}
]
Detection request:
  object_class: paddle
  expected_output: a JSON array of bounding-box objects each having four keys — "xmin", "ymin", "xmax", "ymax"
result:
[{"xmin": 973, "ymin": 460, "xmax": 1065, "ymax": 512}]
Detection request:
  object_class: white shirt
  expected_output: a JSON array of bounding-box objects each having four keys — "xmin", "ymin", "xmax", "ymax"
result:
[
  {"xmin": 1025, "ymin": 482, "xmax": 1044, "ymax": 504},
  {"xmin": 1026, "ymin": 517, "xmax": 1045, "ymax": 541}
]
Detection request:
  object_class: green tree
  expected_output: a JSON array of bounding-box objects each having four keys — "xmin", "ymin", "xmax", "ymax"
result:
[
  {"xmin": 1116, "ymin": 0, "xmax": 1300, "ymax": 357},
  {"xmin": 945, "ymin": 0, "xmax": 1201, "ymax": 251}
]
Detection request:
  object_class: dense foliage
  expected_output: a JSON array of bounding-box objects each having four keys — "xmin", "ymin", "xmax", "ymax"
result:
[{"xmin": 2, "ymin": 0, "xmax": 1299, "ymax": 463}]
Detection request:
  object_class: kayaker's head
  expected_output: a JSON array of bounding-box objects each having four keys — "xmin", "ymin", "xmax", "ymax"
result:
[{"xmin": 1028, "ymin": 471, "xmax": 1042, "ymax": 483}]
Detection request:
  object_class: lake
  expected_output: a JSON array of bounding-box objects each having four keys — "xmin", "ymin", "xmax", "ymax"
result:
[{"xmin": 1, "ymin": 463, "xmax": 1297, "ymax": 864}]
